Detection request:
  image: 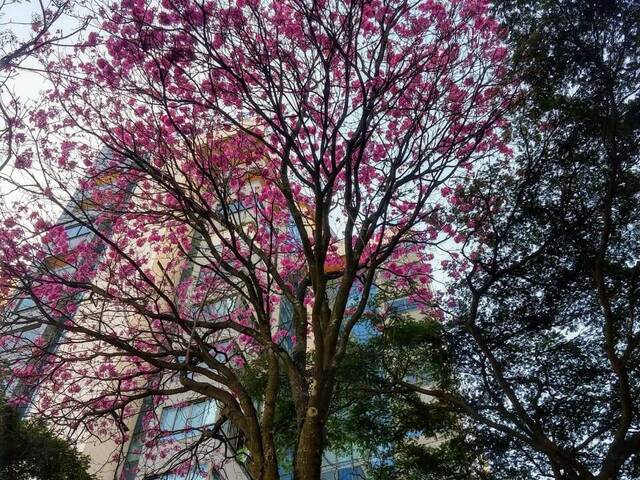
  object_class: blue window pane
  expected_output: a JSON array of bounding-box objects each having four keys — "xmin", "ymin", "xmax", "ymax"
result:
[
  {"xmin": 204, "ymin": 400, "xmax": 218, "ymax": 425},
  {"xmin": 15, "ymin": 297, "xmax": 37, "ymax": 311},
  {"xmin": 344, "ymin": 283, "xmax": 379, "ymax": 343},
  {"xmin": 338, "ymin": 466, "xmax": 364, "ymax": 479},
  {"xmin": 160, "ymin": 406, "xmax": 177, "ymax": 431},
  {"xmin": 212, "ymin": 297, "xmax": 237, "ymax": 315},
  {"xmin": 345, "ymin": 285, "xmax": 361, "ymax": 310},
  {"xmin": 278, "ymin": 298, "xmax": 295, "ymax": 352},
  {"xmin": 190, "ymin": 401, "xmax": 207, "ymax": 428},
  {"xmin": 351, "ymin": 321, "xmax": 377, "ymax": 342},
  {"xmin": 173, "ymin": 405, "xmax": 189, "ymax": 432},
  {"xmin": 200, "ymin": 297, "xmax": 237, "ymax": 320},
  {"xmin": 388, "ymin": 296, "xmax": 417, "ymax": 313},
  {"xmin": 287, "ymin": 217, "xmax": 302, "ymax": 243},
  {"xmin": 216, "ymin": 200, "xmax": 249, "ymax": 216},
  {"xmin": 345, "ymin": 283, "xmax": 378, "ymax": 314},
  {"xmin": 160, "ymin": 400, "xmax": 216, "ymax": 439},
  {"xmin": 65, "ymin": 222, "xmax": 91, "ymax": 239},
  {"xmin": 228, "ymin": 200, "xmax": 249, "ymax": 213}
]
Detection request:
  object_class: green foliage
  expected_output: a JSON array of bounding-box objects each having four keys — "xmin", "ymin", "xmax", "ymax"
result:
[
  {"xmin": 242, "ymin": 309, "xmax": 490, "ymax": 479},
  {"xmin": 0, "ymin": 398, "xmax": 97, "ymax": 480},
  {"xmin": 437, "ymin": 0, "xmax": 640, "ymax": 477},
  {"xmin": 328, "ymin": 313, "xmax": 487, "ymax": 479}
]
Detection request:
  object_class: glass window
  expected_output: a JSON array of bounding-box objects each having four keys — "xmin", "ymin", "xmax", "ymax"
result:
[
  {"xmin": 158, "ymin": 465, "xmax": 209, "ymax": 480},
  {"xmin": 121, "ymin": 460, "xmax": 139, "ymax": 480},
  {"xmin": 64, "ymin": 222, "xmax": 92, "ymax": 239},
  {"xmin": 351, "ymin": 321, "xmax": 377, "ymax": 342},
  {"xmin": 210, "ymin": 297, "xmax": 237, "ymax": 316},
  {"xmin": 159, "ymin": 400, "xmax": 217, "ymax": 440},
  {"xmin": 228, "ymin": 200, "xmax": 249, "ymax": 214},
  {"xmin": 388, "ymin": 296, "xmax": 417, "ymax": 313},
  {"xmin": 198, "ymin": 296, "xmax": 237, "ymax": 320},
  {"xmin": 122, "ymin": 397, "xmax": 156, "ymax": 479},
  {"xmin": 122, "ymin": 430, "xmax": 145, "ymax": 480},
  {"xmin": 189, "ymin": 401, "xmax": 207, "ymax": 428},
  {"xmin": 343, "ymin": 282, "xmax": 379, "ymax": 343},
  {"xmin": 128, "ymin": 431, "xmax": 144, "ymax": 458},
  {"xmin": 122, "ymin": 432, "xmax": 145, "ymax": 480},
  {"xmin": 278, "ymin": 298, "xmax": 295, "ymax": 352},
  {"xmin": 338, "ymin": 466, "xmax": 364, "ymax": 479},
  {"xmin": 15, "ymin": 297, "xmax": 37, "ymax": 312},
  {"xmin": 345, "ymin": 282, "xmax": 378, "ymax": 314},
  {"xmin": 173, "ymin": 407, "xmax": 188, "ymax": 432},
  {"xmin": 216, "ymin": 199, "xmax": 249, "ymax": 216},
  {"xmin": 160, "ymin": 406, "xmax": 178, "ymax": 431},
  {"xmin": 287, "ymin": 216, "xmax": 302, "ymax": 243}
]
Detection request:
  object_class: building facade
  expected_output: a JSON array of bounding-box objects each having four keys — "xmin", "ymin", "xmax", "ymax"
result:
[{"xmin": 1, "ymin": 146, "xmax": 429, "ymax": 480}]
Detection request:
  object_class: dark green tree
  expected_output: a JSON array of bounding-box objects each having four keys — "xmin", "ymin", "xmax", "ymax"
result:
[
  {"xmin": 0, "ymin": 397, "xmax": 97, "ymax": 480},
  {"xmin": 328, "ymin": 313, "xmax": 490, "ymax": 480},
  {"xmin": 403, "ymin": 1, "xmax": 640, "ymax": 478}
]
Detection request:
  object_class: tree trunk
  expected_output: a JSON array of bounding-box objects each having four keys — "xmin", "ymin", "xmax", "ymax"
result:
[
  {"xmin": 262, "ymin": 443, "xmax": 280, "ymax": 480},
  {"xmin": 293, "ymin": 410, "xmax": 324, "ymax": 480}
]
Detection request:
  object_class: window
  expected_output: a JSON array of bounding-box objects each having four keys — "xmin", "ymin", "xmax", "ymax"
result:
[
  {"xmin": 206, "ymin": 297, "xmax": 237, "ymax": 317},
  {"xmin": 215, "ymin": 199, "xmax": 249, "ymax": 216},
  {"xmin": 122, "ymin": 431, "xmax": 144, "ymax": 480},
  {"xmin": 15, "ymin": 297, "xmax": 37, "ymax": 312},
  {"xmin": 159, "ymin": 400, "xmax": 217, "ymax": 440},
  {"xmin": 321, "ymin": 447, "xmax": 366, "ymax": 480},
  {"xmin": 388, "ymin": 296, "xmax": 417, "ymax": 313},
  {"xmin": 11, "ymin": 297, "xmax": 47, "ymax": 344},
  {"xmin": 345, "ymin": 282, "xmax": 378, "ymax": 314},
  {"xmin": 196, "ymin": 295, "xmax": 238, "ymax": 322},
  {"xmin": 277, "ymin": 298, "xmax": 295, "ymax": 352},
  {"xmin": 64, "ymin": 222, "xmax": 92, "ymax": 240},
  {"xmin": 287, "ymin": 216, "xmax": 302, "ymax": 243},
  {"xmin": 122, "ymin": 397, "xmax": 156, "ymax": 480},
  {"xmin": 157, "ymin": 466, "xmax": 210, "ymax": 480},
  {"xmin": 337, "ymin": 466, "xmax": 364, "ymax": 480},
  {"xmin": 228, "ymin": 200, "xmax": 249, "ymax": 214},
  {"xmin": 343, "ymin": 282, "xmax": 379, "ymax": 343}
]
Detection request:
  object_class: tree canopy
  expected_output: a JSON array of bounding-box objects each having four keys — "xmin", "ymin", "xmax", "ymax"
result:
[
  {"xmin": 0, "ymin": 0, "xmax": 513, "ymax": 479},
  {"xmin": 400, "ymin": 0, "xmax": 640, "ymax": 478},
  {"xmin": 0, "ymin": 396, "xmax": 97, "ymax": 480},
  {"xmin": 2, "ymin": 0, "xmax": 636, "ymax": 479}
]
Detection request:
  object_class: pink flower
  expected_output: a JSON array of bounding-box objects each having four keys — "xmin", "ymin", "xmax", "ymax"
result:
[{"xmin": 232, "ymin": 356, "xmax": 246, "ymax": 367}]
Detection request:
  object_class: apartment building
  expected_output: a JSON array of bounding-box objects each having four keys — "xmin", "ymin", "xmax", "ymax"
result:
[
  {"xmin": 114, "ymin": 187, "xmax": 376, "ymax": 480},
  {"xmin": 0, "ymin": 152, "xmax": 112, "ymax": 414},
  {"xmin": 1, "ymin": 144, "xmax": 429, "ymax": 480}
]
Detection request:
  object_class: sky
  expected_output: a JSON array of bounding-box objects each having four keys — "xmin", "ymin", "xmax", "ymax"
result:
[
  {"xmin": 0, "ymin": 1, "xmax": 76, "ymax": 104},
  {"xmin": 0, "ymin": 1, "xmax": 86, "ymax": 209}
]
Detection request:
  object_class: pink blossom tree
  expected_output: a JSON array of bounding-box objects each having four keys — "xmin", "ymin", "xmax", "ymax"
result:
[
  {"xmin": 0, "ymin": 0, "xmax": 85, "ymax": 171},
  {"xmin": 0, "ymin": 0, "xmax": 514, "ymax": 478}
]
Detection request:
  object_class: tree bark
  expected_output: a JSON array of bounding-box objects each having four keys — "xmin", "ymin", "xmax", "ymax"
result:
[{"xmin": 293, "ymin": 410, "xmax": 325, "ymax": 480}]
